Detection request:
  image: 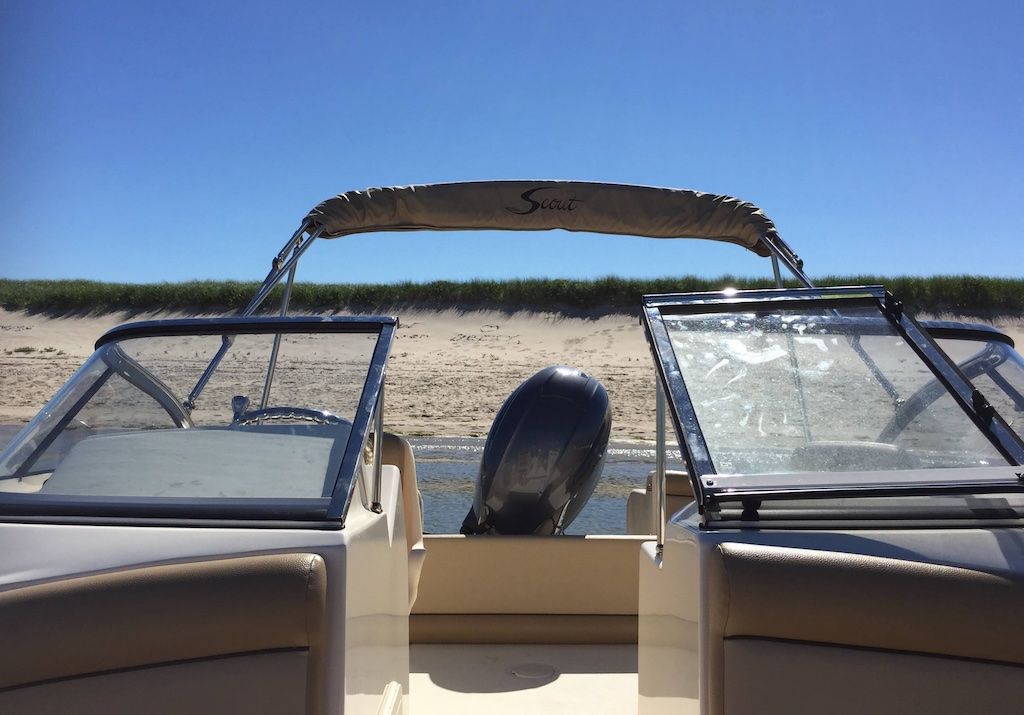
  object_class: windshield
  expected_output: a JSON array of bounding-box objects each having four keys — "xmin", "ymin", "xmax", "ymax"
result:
[
  {"xmin": 0, "ymin": 317, "xmax": 393, "ymax": 521},
  {"xmin": 661, "ymin": 305, "xmax": 1009, "ymax": 475}
]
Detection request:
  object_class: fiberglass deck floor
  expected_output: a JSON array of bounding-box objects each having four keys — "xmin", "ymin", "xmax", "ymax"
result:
[{"xmin": 410, "ymin": 644, "xmax": 638, "ymax": 715}]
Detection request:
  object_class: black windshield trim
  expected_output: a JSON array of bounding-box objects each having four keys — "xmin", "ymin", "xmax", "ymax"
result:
[
  {"xmin": 96, "ymin": 315, "xmax": 396, "ymax": 348},
  {"xmin": 921, "ymin": 321, "xmax": 1015, "ymax": 347}
]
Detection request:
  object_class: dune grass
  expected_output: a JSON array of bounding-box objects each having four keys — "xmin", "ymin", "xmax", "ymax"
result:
[{"xmin": 0, "ymin": 276, "xmax": 1021, "ymax": 317}]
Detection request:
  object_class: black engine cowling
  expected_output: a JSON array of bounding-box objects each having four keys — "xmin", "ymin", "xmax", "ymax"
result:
[{"xmin": 461, "ymin": 366, "xmax": 611, "ymax": 535}]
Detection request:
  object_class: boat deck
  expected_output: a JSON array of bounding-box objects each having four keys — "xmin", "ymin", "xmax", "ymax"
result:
[{"xmin": 410, "ymin": 644, "xmax": 638, "ymax": 714}]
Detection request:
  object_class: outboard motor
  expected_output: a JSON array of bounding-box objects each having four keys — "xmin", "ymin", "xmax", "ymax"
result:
[{"xmin": 461, "ymin": 366, "xmax": 611, "ymax": 535}]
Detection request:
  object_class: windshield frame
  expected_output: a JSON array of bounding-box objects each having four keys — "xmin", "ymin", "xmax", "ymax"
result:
[
  {"xmin": 642, "ymin": 286, "xmax": 1024, "ymax": 515},
  {"xmin": 0, "ymin": 316, "xmax": 396, "ymax": 526}
]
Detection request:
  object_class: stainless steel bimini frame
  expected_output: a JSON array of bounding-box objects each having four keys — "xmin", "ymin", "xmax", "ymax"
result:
[
  {"xmin": 184, "ymin": 181, "xmax": 816, "ymax": 541},
  {"xmin": 184, "ymin": 222, "xmax": 325, "ymax": 411}
]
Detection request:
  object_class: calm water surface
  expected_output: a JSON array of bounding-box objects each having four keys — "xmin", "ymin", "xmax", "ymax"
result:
[{"xmin": 409, "ymin": 437, "xmax": 683, "ymax": 534}]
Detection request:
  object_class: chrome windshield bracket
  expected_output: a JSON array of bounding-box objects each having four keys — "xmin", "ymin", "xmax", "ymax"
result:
[
  {"xmin": 371, "ymin": 386, "xmax": 384, "ymax": 514},
  {"xmin": 655, "ymin": 378, "xmax": 667, "ymax": 552}
]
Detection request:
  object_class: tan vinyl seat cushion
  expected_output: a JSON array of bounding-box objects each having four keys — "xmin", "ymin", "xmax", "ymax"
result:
[
  {"xmin": 723, "ymin": 637, "xmax": 1024, "ymax": 715},
  {"xmin": 412, "ymin": 534, "xmax": 644, "ymax": 644},
  {"xmin": 706, "ymin": 542, "xmax": 1024, "ymax": 715},
  {"xmin": 0, "ymin": 553, "xmax": 327, "ymax": 692}
]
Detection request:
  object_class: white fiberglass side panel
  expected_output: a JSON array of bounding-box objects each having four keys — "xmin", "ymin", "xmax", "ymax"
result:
[
  {"xmin": 342, "ymin": 465, "xmax": 410, "ymax": 715},
  {"xmin": 0, "ymin": 465, "xmax": 410, "ymax": 715},
  {"xmin": 638, "ymin": 511, "xmax": 701, "ymax": 715}
]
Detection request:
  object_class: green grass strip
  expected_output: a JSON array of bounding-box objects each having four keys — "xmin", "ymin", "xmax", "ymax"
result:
[{"xmin": 0, "ymin": 276, "xmax": 1021, "ymax": 316}]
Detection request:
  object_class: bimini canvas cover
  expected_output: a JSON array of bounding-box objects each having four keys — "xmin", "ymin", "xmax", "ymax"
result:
[{"xmin": 305, "ymin": 181, "xmax": 782, "ymax": 257}]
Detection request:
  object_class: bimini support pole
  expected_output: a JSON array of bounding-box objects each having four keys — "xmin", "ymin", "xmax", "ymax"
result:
[
  {"xmin": 765, "ymin": 233, "xmax": 816, "ymax": 440},
  {"xmin": 655, "ymin": 377, "xmax": 667, "ymax": 553},
  {"xmin": 257, "ymin": 243, "xmax": 301, "ymax": 412},
  {"xmin": 771, "ymin": 254, "xmax": 784, "ymax": 289},
  {"xmin": 183, "ymin": 222, "xmax": 323, "ymax": 412}
]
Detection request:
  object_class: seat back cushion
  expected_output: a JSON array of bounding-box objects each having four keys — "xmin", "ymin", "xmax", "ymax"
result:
[
  {"xmin": 705, "ymin": 543, "xmax": 1024, "ymax": 715},
  {"xmin": 0, "ymin": 553, "xmax": 327, "ymax": 715}
]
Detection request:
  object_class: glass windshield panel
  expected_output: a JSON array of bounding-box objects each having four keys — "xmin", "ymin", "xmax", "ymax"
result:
[
  {"xmin": 0, "ymin": 327, "xmax": 378, "ymax": 503},
  {"xmin": 664, "ymin": 306, "xmax": 1008, "ymax": 474}
]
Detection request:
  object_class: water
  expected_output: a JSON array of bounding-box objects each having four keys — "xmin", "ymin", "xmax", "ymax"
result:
[{"xmin": 410, "ymin": 437, "xmax": 682, "ymax": 535}]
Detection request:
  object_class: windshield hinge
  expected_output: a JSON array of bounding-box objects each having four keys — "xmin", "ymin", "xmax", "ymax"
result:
[
  {"xmin": 740, "ymin": 498, "xmax": 761, "ymax": 521},
  {"xmin": 972, "ymin": 388, "xmax": 995, "ymax": 425},
  {"xmin": 883, "ymin": 293, "xmax": 903, "ymax": 321}
]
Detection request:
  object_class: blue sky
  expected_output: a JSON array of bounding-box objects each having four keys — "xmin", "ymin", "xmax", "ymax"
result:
[{"xmin": 1, "ymin": 1, "xmax": 1022, "ymax": 285}]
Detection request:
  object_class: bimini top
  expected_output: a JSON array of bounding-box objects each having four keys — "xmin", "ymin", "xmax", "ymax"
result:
[{"xmin": 305, "ymin": 180, "xmax": 784, "ymax": 258}]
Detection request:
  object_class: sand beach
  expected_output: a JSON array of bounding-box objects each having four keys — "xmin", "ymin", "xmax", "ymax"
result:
[
  {"xmin": 1, "ymin": 308, "xmax": 1022, "ymax": 443},
  {"xmin": 0, "ymin": 308, "xmax": 659, "ymax": 441}
]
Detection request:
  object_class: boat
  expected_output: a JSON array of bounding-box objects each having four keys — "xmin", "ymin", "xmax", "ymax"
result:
[{"xmin": 1, "ymin": 181, "xmax": 1023, "ymax": 714}]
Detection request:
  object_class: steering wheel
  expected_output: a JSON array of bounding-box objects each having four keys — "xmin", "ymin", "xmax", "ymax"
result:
[{"xmin": 233, "ymin": 406, "xmax": 345, "ymax": 426}]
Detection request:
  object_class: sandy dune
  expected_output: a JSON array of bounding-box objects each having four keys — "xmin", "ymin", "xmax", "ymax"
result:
[
  {"xmin": 1, "ymin": 308, "xmax": 1021, "ymax": 442},
  {"xmin": 0, "ymin": 309, "xmax": 658, "ymax": 440}
]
